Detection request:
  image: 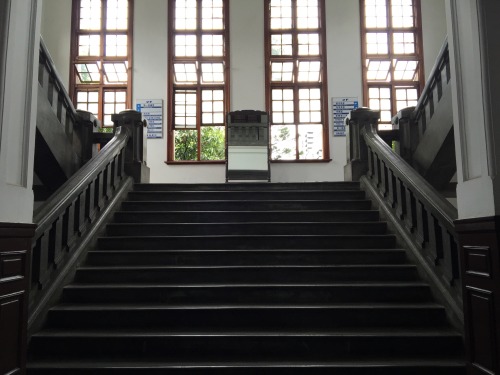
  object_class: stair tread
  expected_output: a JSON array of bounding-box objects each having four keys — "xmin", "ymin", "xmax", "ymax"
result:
[
  {"xmin": 28, "ymin": 358, "xmax": 466, "ymax": 368},
  {"xmin": 65, "ymin": 282, "xmax": 428, "ymax": 288},
  {"xmin": 51, "ymin": 302, "xmax": 444, "ymax": 310},
  {"xmin": 34, "ymin": 327, "xmax": 461, "ymax": 338},
  {"xmin": 77, "ymin": 264, "xmax": 414, "ymax": 269}
]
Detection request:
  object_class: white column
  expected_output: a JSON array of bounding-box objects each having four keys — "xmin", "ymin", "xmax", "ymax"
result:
[
  {"xmin": 0, "ymin": 0, "xmax": 42, "ymax": 223},
  {"xmin": 446, "ymin": 0, "xmax": 500, "ymax": 219}
]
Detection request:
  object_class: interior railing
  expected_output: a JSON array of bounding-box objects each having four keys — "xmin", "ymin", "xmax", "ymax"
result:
[
  {"xmin": 392, "ymin": 38, "xmax": 455, "ymax": 191},
  {"xmin": 36, "ymin": 39, "xmax": 100, "ymax": 199},
  {"xmin": 345, "ymin": 108, "xmax": 463, "ymax": 329},
  {"xmin": 29, "ymin": 108, "xmax": 149, "ymax": 336}
]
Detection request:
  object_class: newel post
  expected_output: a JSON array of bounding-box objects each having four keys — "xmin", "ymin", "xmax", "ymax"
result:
[
  {"xmin": 111, "ymin": 110, "xmax": 150, "ymax": 183},
  {"xmin": 75, "ymin": 110, "xmax": 101, "ymax": 165},
  {"xmin": 393, "ymin": 106, "xmax": 417, "ymax": 164},
  {"xmin": 344, "ymin": 107, "xmax": 380, "ymax": 181}
]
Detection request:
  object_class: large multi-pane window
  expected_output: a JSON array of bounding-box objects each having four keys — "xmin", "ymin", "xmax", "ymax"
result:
[
  {"xmin": 361, "ymin": 0, "xmax": 424, "ymax": 130},
  {"xmin": 265, "ymin": 0, "xmax": 329, "ymax": 161},
  {"xmin": 70, "ymin": 0, "xmax": 133, "ymax": 129},
  {"xmin": 168, "ymin": 0, "xmax": 229, "ymax": 162}
]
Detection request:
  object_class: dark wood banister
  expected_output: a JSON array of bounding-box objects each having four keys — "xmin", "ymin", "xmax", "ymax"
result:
[{"xmin": 345, "ymin": 108, "xmax": 463, "ymax": 329}]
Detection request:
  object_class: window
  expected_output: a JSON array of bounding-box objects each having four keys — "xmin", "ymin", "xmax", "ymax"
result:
[
  {"xmin": 168, "ymin": 0, "xmax": 229, "ymax": 162},
  {"xmin": 265, "ymin": 0, "xmax": 329, "ymax": 161},
  {"xmin": 70, "ymin": 0, "xmax": 133, "ymax": 130},
  {"xmin": 361, "ymin": 0, "xmax": 424, "ymax": 130}
]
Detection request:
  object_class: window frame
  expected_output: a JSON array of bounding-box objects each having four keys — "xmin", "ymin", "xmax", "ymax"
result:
[
  {"xmin": 167, "ymin": 0, "xmax": 230, "ymax": 164},
  {"xmin": 360, "ymin": 0, "xmax": 425, "ymax": 129},
  {"xmin": 264, "ymin": 0, "xmax": 330, "ymax": 162},
  {"xmin": 70, "ymin": 0, "xmax": 134, "ymax": 128}
]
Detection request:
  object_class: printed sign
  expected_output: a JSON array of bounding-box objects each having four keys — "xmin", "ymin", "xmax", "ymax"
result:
[
  {"xmin": 136, "ymin": 99, "xmax": 163, "ymax": 139},
  {"xmin": 332, "ymin": 97, "xmax": 359, "ymax": 137}
]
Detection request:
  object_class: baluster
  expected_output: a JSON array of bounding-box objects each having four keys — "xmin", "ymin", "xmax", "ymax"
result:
[
  {"xmin": 367, "ymin": 147, "xmax": 374, "ymax": 179},
  {"xmin": 87, "ymin": 180, "xmax": 98, "ymax": 222},
  {"xmin": 65, "ymin": 201, "xmax": 78, "ymax": 250},
  {"xmin": 373, "ymin": 154, "xmax": 381, "ymax": 189},
  {"xmin": 51, "ymin": 215, "xmax": 64, "ymax": 267},
  {"xmin": 118, "ymin": 149, "xmax": 126, "ymax": 178},
  {"xmin": 395, "ymin": 178, "xmax": 406, "ymax": 220},
  {"xmin": 104, "ymin": 162, "xmax": 113, "ymax": 200},
  {"xmin": 34, "ymin": 230, "xmax": 50, "ymax": 289},
  {"xmin": 404, "ymin": 186, "xmax": 416, "ymax": 233},
  {"xmin": 379, "ymin": 161, "xmax": 388, "ymax": 198},
  {"xmin": 414, "ymin": 200, "xmax": 427, "ymax": 249},
  {"xmin": 95, "ymin": 172, "xmax": 105, "ymax": 211},
  {"xmin": 76, "ymin": 190, "xmax": 87, "ymax": 234},
  {"xmin": 425, "ymin": 212, "xmax": 439, "ymax": 265},
  {"xmin": 441, "ymin": 228, "xmax": 460, "ymax": 286},
  {"xmin": 387, "ymin": 169, "xmax": 397, "ymax": 209}
]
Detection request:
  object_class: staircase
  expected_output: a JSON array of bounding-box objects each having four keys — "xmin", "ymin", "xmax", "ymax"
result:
[{"xmin": 27, "ymin": 182, "xmax": 465, "ymax": 374}]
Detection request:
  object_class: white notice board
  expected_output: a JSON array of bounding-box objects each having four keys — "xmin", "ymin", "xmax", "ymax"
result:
[
  {"xmin": 332, "ymin": 97, "xmax": 359, "ymax": 137},
  {"xmin": 136, "ymin": 99, "xmax": 163, "ymax": 139}
]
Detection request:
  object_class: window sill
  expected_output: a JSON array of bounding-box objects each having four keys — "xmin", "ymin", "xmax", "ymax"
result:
[
  {"xmin": 270, "ymin": 159, "xmax": 332, "ymax": 163},
  {"xmin": 165, "ymin": 160, "xmax": 226, "ymax": 165}
]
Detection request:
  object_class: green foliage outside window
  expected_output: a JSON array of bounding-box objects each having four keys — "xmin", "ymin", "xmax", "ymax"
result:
[{"xmin": 174, "ymin": 126, "xmax": 225, "ymax": 161}]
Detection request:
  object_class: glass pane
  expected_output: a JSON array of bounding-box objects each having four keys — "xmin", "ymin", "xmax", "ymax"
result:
[
  {"xmin": 298, "ymin": 88, "xmax": 321, "ymax": 124},
  {"xmin": 76, "ymin": 62, "xmax": 101, "ymax": 83},
  {"xmin": 393, "ymin": 32, "xmax": 415, "ymax": 54},
  {"xmin": 174, "ymin": 63, "xmax": 198, "ymax": 84},
  {"xmin": 201, "ymin": 126, "xmax": 225, "ymax": 160},
  {"xmin": 393, "ymin": 59, "xmax": 418, "ymax": 81},
  {"xmin": 102, "ymin": 90, "xmax": 127, "ymax": 126},
  {"xmin": 271, "ymin": 124, "xmax": 296, "ymax": 160},
  {"xmin": 106, "ymin": 0, "xmax": 128, "ymax": 30},
  {"xmin": 298, "ymin": 124, "xmax": 323, "ymax": 159},
  {"xmin": 297, "ymin": 61, "xmax": 321, "ymax": 82},
  {"xmin": 202, "ymin": 34, "xmax": 224, "ymax": 56},
  {"xmin": 175, "ymin": 0, "xmax": 197, "ymax": 30},
  {"xmin": 365, "ymin": 32, "xmax": 388, "ymax": 55},
  {"xmin": 78, "ymin": 34, "xmax": 100, "ymax": 56},
  {"xmin": 365, "ymin": 0, "xmax": 387, "ymax": 29},
  {"xmin": 392, "ymin": 0, "xmax": 415, "ymax": 28},
  {"xmin": 103, "ymin": 62, "xmax": 128, "ymax": 84},
  {"xmin": 201, "ymin": 63, "xmax": 224, "ymax": 83},
  {"xmin": 80, "ymin": 0, "xmax": 101, "ymax": 30},
  {"xmin": 201, "ymin": 89, "xmax": 224, "ymax": 124},
  {"xmin": 176, "ymin": 34, "xmax": 197, "ymax": 57},
  {"xmin": 395, "ymin": 86, "xmax": 418, "ymax": 111},
  {"xmin": 271, "ymin": 88, "xmax": 294, "ymax": 124},
  {"xmin": 368, "ymin": 86, "xmax": 392, "ymax": 124},
  {"xmin": 271, "ymin": 34, "xmax": 293, "ymax": 56},
  {"xmin": 270, "ymin": 0, "xmax": 292, "ymax": 30},
  {"xmin": 174, "ymin": 129, "xmax": 198, "ymax": 160},
  {"xmin": 366, "ymin": 59, "xmax": 391, "ymax": 81},
  {"xmin": 271, "ymin": 62, "xmax": 294, "ymax": 82},
  {"xmin": 298, "ymin": 33, "xmax": 320, "ymax": 56},
  {"xmin": 296, "ymin": 0, "xmax": 319, "ymax": 29},
  {"xmin": 105, "ymin": 34, "xmax": 128, "ymax": 56},
  {"xmin": 174, "ymin": 90, "xmax": 197, "ymax": 129},
  {"xmin": 76, "ymin": 90, "xmax": 99, "ymax": 115},
  {"xmin": 202, "ymin": 0, "xmax": 224, "ymax": 30}
]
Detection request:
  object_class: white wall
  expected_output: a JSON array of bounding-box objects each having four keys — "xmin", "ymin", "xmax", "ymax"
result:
[
  {"xmin": 41, "ymin": 0, "xmax": 71, "ymax": 89},
  {"xmin": 40, "ymin": 0, "xmax": 447, "ymax": 184},
  {"xmin": 421, "ymin": 0, "xmax": 447, "ymax": 81},
  {"xmin": 0, "ymin": 0, "xmax": 41, "ymax": 223}
]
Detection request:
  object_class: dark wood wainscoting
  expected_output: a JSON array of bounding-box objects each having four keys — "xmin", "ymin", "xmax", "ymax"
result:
[
  {"xmin": 0, "ymin": 222, "xmax": 35, "ymax": 375},
  {"xmin": 456, "ymin": 216, "xmax": 500, "ymax": 375}
]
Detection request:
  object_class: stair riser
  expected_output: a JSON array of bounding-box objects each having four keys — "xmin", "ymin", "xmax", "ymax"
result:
[
  {"xmin": 47, "ymin": 307, "xmax": 447, "ymax": 329},
  {"xmin": 74, "ymin": 267, "xmax": 419, "ymax": 284},
  {"xmin": 30, "ymin": 335, "xmax": 463, "ymax": 358},
  {"xmin": 85, "ymin": 250, "xmax": 409, "ymax": 266},
  {"xmin": 133, "ymin": 182, "xmax": 362, "ymax": 192},
  {"xmin": 113, "ymin": 210, "xmax": 381, "ymax": 223},
  {"xmin": 120, "ymin": 200, "xmax": 373, "ymax": 212},
  {"xmin": 62, "ymin": 285, "xmax": 432, "ymax": 304},
  {"xmin": 127, "ymin": 191, "xmax": 366, "ymax": 201},
  {"xmin": 105, "ymin": 223, "xmax": 388, "ymax": 237},
  {"xmin": 97, "ymin": 235, "xmax": 396, "ymax": 250}
]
